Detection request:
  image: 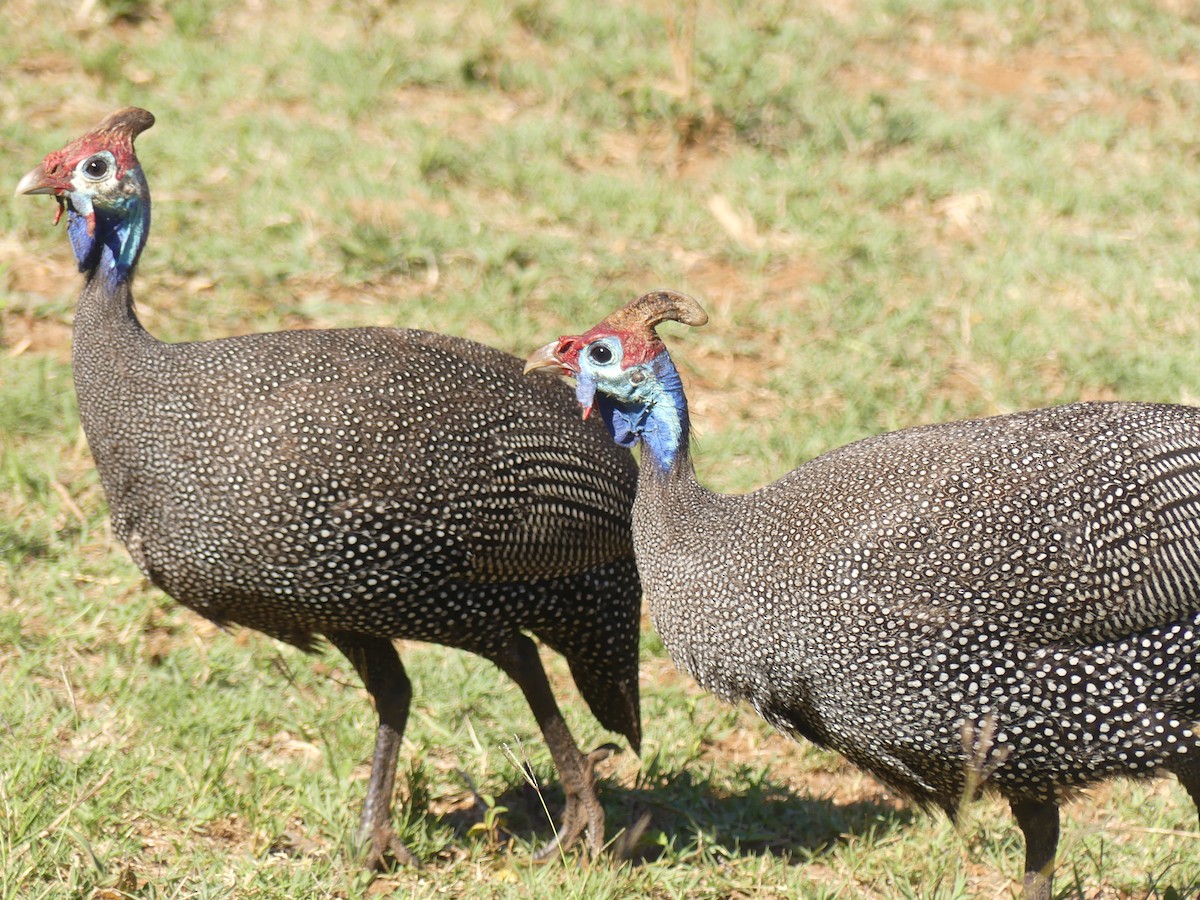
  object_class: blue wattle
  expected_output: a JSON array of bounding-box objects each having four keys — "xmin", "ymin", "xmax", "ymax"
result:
[
  {"xmin": 595, "ymin": 395, "xmax": 648, "ymax": 449},
  {"xmin": 65, "ymin": 175, "xmax": 148, "ymax": 291},
  {"xmin": 574, "ymin": 377, "xmax": 598, "ymax": 412},
  {"xmin": 590, "ymin": 350, "xmax": 689, "ymax": 473}
]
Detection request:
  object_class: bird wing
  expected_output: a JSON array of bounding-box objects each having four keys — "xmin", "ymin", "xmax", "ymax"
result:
[
  {"xmin": 754, "ymin": 402, "xmax": 1200, "ymax": 646},
  {"xmin": 169, "ymin": 326, "xmax": 633, "ymax": 588}
]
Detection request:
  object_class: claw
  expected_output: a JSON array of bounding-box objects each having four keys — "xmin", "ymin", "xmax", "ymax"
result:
[
  {"xmin": 585, "ymin": 743, "xmax": 621, "ymax": 766},
  {"xmin": 531, "ymin": 742, "xmax": 623, "ymax": 862},
  {"xmin": 361, "ymin": 824, "xmax": 419, "ymax": 870}
]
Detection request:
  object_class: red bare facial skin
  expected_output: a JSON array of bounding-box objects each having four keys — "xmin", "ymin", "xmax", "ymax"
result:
[{"xmin": 15, "ymin": 107, "xmax": 154, "ymax": 236}]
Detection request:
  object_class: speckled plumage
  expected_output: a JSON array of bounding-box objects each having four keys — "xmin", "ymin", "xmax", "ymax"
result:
[
  {"xmin": 531, "ymin": 290, "xmax": 1200, "ymax": 900},
  {"xmin": 642, "ymin": 404, "xmax": 1200, "ymax": 802},
  {"xmin": 19, "ymin": 108, "xmax": 642, "ymax": 865}
]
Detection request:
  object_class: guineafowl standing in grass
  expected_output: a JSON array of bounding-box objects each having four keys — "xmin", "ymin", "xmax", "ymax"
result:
[
  {"xmin": 16, "ymin": 107, "xmax": 643, "ymax": 866},
  {"xmin": 526, "ymin": 290, "xmax": 1200, "ymax": 899}
]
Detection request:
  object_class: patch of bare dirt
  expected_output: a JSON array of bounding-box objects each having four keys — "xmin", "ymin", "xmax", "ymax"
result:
[
  {"xmin": 579, "ymin": 111, "xmax": 736, "ymax": 184},
  {"xmin": 197, "ymin": 812, "xmax": 257, "ymax": 848},
  {"xmin": 250, "ymin": 729, "xmax": 325, "ymax": 774},
  {"xmin": 839, "ymin": 15, "xmax": 1200, "ymax": 131},
  {"xmin": 2, "ymin": 309, "xmax": 73, "ymax": 361},
  {"xmin": 0, "ymin": 231, "xmax": 73, "ymax": 287},
  {"xmin": 912, "ymin": 43, "xmax": 1177, "ymax": 127}
]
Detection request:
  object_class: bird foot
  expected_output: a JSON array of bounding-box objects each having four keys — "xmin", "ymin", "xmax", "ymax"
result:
[
  {"xmin": 585, "ymin": 743, "xmax": 622, "ymax": 767},
  {"xmin": 361, "ymin": 824, "xmax": 419, "ymax": 871},
  {"xmin": 531, "ymin": 743, "xmax": 623, "ymax": 862}
]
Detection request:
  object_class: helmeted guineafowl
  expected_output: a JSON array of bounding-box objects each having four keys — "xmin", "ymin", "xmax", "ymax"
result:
[
  {"xmin": 526, "ymin": 290, "xmax": 1200, "ymax": 899},
  {"xmin": 16, "ymin": 107, "xmax": 642, "ymax": 866}
]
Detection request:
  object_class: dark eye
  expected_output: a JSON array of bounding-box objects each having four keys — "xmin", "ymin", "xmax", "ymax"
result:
[
  {"xmin": 83, "ymin": 156, "xmax": 109, "ymax": 179},
  {"xmin": 588, "ymin": 343, "xmax": 614, "ymax": 365}
]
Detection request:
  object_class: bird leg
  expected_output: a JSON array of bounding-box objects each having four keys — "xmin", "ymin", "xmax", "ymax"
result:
[
  {"xmin": 1009, "ymin": 797, "xmax": 1059, "ymax": 900},
  {"xmin": 1177, "ymin": 769, "xmax": 1200, "ymax": 826},
  {"xmin": 490, "ymin": 633, "xmax": 611, "ymax": 861},
  {"xmin": 328, "ymin": 632, "xmax": 417, "ymax": 869}
]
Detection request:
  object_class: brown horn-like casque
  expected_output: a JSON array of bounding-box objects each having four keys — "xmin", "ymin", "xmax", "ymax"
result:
[{"xmin": 602, "ymin": 290, "xmax": 709, "ymax": 335}]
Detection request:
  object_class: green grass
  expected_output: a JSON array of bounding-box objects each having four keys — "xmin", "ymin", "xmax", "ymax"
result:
[{"xmin": 4, "ymin": 0, "xmax": 1200, "ymax": 896}]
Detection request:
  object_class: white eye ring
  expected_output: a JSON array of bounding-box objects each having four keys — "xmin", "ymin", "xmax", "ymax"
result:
[
  {"xmin": 587, "ymin": 342, "xmax": 615, "ymax": 365},
  {"xmin": 80, "ymin": 153, "xmax": 114, "ymax": 182}
]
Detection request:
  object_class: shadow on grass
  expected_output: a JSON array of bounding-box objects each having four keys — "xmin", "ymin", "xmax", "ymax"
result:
[{"xmin": 438, "ymin": 758, "xmax": 913, "ymax": 866}]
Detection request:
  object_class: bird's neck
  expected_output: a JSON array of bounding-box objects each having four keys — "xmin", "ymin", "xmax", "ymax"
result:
[
  {"xmin": 68, "ymin": 181, "xmax": 151, "ymax": 343},
  {"xmin": 598, "ymin": 350, "xmax": 692, "ymax": 476},
  {"xmin": 69, "ymin": 172, "xmax": 149, "ymax": 289},
  {"xmin": 69, "ymin": 181, "xmax": 158, "ymax": 448}
]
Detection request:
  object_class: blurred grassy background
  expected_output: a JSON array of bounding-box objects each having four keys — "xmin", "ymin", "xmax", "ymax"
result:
[{"xmin": 3, "ymin": 0, "xmax": 1200, "ymax": 896}]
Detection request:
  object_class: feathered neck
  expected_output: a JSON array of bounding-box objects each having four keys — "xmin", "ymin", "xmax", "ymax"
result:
[{"xmin": 596, "ymin": 350, "xmax": 691, "ymax": 476}]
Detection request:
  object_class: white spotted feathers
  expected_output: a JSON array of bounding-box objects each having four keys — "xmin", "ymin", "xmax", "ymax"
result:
[
  {"xmin": 535, "ymin": 291, "xmax": 1200, "ymax": 895},
  {"xmin": 22, "ymin": 108, "xmax": 643, "ymax": 863},
  {"xmin": 639, "ymin": 403, "xmax": 1200, "ymax": 808}
]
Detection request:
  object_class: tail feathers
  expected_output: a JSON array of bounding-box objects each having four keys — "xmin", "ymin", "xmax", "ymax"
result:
[
  {"xmin": 530, "ymin": 562, "xmax": 643, "ymax": 752},
  {"xmin": 567, "ymin": 659, "xmax": 642, "ymax": 753}
]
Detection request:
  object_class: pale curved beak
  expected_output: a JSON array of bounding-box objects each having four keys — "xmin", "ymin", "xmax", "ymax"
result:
[
  {"xmin": 524, "ymin": 341, "xmax": 566, "ymax": 376},
  {"xmin": 15, "ymin": 163, "xmax": 59, "ymax": 197}
]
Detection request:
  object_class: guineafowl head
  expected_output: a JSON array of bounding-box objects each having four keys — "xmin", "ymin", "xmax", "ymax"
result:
[
  {"xmin": 527, "ymin": 290, "xmax": 707, "ymax": 471},
  {"xmin": 16, "ymin": 107, "xmax": 155, "ymax": 283}
]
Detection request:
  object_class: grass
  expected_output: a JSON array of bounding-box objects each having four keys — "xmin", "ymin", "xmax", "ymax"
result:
[{"xmin": 4, "ymin": 0, "xmax": 1200, "ymax": 896}]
